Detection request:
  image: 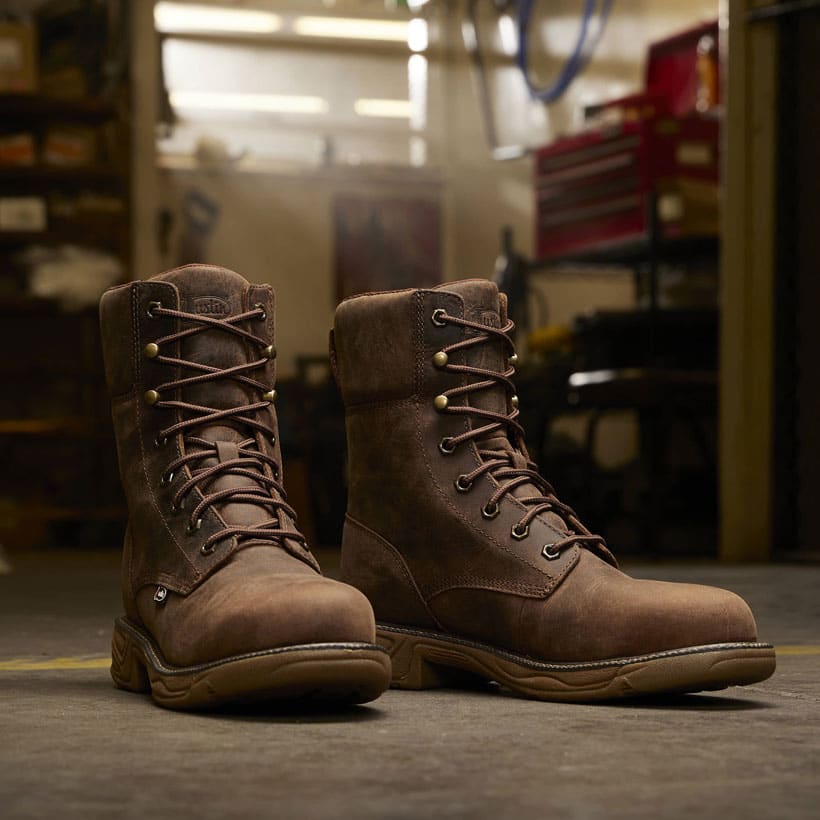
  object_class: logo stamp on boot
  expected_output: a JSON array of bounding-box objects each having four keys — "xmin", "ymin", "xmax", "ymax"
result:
[
  {"xmin": 479, "ymin": 310, "xmax": 500, "ymax": 329},
  {"xmin": 193, "ymin": 297, "xmax": 230, "ymax": 317}
]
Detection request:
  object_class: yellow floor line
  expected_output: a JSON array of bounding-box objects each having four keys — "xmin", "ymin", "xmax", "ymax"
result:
[
  {"xmin": 0, "ymin": 645, "xmax": 818, "ymax": 672},
  {"xmin": 775, "ymin": 645, "xmax": 820, "ymax": 656},
  {"xmin": 0, "ymin": 656, "xmax": 110, "ymax": 671}
]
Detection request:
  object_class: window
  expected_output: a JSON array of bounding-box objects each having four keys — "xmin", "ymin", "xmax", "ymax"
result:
[{"xmin": 155, "ymin": 2, "xmax": 442, "ymax": 170}]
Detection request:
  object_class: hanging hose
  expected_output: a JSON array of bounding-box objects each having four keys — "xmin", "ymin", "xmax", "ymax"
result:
[{"xmin": 517, "ymin": 0, "xmax": 614, "ymax": 103}]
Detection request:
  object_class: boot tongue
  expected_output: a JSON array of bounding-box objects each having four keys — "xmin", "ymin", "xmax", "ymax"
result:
[
  {"xmin": 152, "ymin": 265, "xmax": 256, "ymax": 439},
  {"xmin": 152, "ymin": 265, "xmax": 270, "ymax": 528},
  {"xmin": 437, "ymin": 280, "xmax": 506, "ymax": 420},
  {"xmin": 439, "ymin": 280, "xmax": 571, "ymax": 537}
]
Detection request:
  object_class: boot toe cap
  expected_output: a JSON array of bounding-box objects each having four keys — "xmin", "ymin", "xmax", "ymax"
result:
[
  {"xmin": 636, "ymin": 581, "xmax": 759, "ymax": 651},
  {"xmin": 141, "ymin": 572, "xmax": 377, "ymax": 667}
]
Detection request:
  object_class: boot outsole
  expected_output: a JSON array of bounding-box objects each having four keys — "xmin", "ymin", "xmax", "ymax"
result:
[
  {"xmin": 377, "ymin": 624, "xmax": 776, "ymax": 702},
  {"xmin": 111, "ymin": 617, "xmax": 391, "ymax": 710}
]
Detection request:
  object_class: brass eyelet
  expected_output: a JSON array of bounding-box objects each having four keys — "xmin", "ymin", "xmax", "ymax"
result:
[
  {"xmin": 439, "ymin": 437, "xmax": 456, "ymax": 455},
  {"xmin": 454, "ymin": 475, "xmax": 473, "ymax": 493},
  {"xmin": 431, "ymin": 308, "xmax": 448, "ymax": 327},
  {"xmin": 170, "ymin": 500, "xmax": 184, "ymax": 515},
  {"xmin": 511, "ymin": 523, "xmax": 530, "ymax": 540},
  {"xmin": 542, "ymin": 543, "xmax": 561, "ymax": 560},
  {"xmin": 159, "ymin": 471, "xmax": 174, "ymax": 488},
  {"xmin": 200, "ymin": 543, "xmax": 216, "ymax": 555},
  {"xmin": 508, "ymin": 353, "xmax": 519, "ymax": 367},
  {"xmin": 146, "ymin": 301, "xmax": 162, "ymax": 319},
  {"xmin": 253, "ymin": 302, "xmax": 267, "ymax": 321},
  {"xmin": 186, "ymin": 518, "xmax": 202, "ymax": 535},
  {"xmin": 261, "ymin": 344, "xmax": 275, "ymax": 360},
  {"xmin": 153, "ymin": 435, "xmax": 168, "ymax": 449},
  {"xmin": 481, "ymin": 502, "xmax": 500, "ymax": 520},
  {"xmin": 432, "ymin": 351, "xmax": 448, "ymax": 368},
  {"xmin": 434, "ymin": 394, "xmax": 449, "ymax": 411},
  {"xmin": 143, "ymin": 342, "xmax": 160, "ymax": 359}
]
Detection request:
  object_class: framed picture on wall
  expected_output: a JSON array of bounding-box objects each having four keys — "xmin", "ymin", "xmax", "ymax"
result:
[{"xmin": 333, "ymin": 195, "xmax": 442, "ymax": 301}]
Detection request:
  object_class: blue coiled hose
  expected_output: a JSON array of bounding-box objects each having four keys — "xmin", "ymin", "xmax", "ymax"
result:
[{"xmin": 517, "ymin": 0, "xmax": 614, "ymax": 103}]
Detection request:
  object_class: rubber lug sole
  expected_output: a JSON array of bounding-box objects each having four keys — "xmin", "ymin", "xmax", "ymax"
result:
[
  {"xmin": 111, "ymin": 617, "xmax": 391, "ymax": 710},
  {"xmin": 377, "ymin": 624, "xmax": 776, "ymax": 702}
]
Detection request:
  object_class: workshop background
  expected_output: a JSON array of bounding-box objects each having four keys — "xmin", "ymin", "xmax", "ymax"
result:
[
  {"xmin": 1, "ymin": 0, "xmax": 815, "ymax": 563},
  {"xmin": 2, "ymin": 3, "xmax": 819, "ymax": 820}
]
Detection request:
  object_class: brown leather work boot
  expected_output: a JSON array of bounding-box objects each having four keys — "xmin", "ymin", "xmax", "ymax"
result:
[
  {"xmin": 331, "ymin": 279, "xmax": 776, "ymax": 701},
  {"xmin": 100, "ymin": 264, "xmax": 390, "ymax": 709}
]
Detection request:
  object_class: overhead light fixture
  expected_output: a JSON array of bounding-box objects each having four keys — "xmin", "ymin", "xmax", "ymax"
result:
[
  {"xmin": 293, "ymin": 16, "xmax": 409, "ymax": 42},
  {"xmin": 407, "ymin": 18, "xmax": 428, "ymax": 52},
  {"xmin": 498, "ymin": 14, "xmax": 517, "ymax": 56},
  {"xmin": 171, "ymin": 91, "xmax": 329, "ymax": 115},
  {"xmin": 154, "ymin": 3, "xmax": 282, "ymax": 34},
  {"xmin": 354, "ymin": 98, "xmax": 413, "ymax": 118},
  {"xmin": 407, "ymin": 54, "xmax": 428, "ymax": 131}
]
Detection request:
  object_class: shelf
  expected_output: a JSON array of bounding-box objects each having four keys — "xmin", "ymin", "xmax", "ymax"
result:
[
  {"xmin": 13, "ymin": 504, "xmax": 126, "ymax": 522},
  {"xmin": 0, "ymin": 418, "xmax": 97, "ymax": 436},
  {"xmin": 529, "ymin": 234, "xmax": 720, "ymax": 270},
  {"xmin": 0, "ymin": 295, "xmax": 108, "ymax": 314},
  {"xmin": 0, "ymin": 94, "xmax": 119, "ymax": 121},
  {"xmin": 0, "ymin": 227, "xmax": 127, "ymax": 248},
  {"xmin": 0, "ymin": 164, "xmax": 127, "ymax": 183}
]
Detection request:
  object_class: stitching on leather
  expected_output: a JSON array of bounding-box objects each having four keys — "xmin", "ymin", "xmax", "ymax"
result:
[
  {"xmin": 136, "ymin": 393, "xmax": 200, "ymax": 584},
  {"xmin": 133, "ymin": 288, "xmax": 200, "ymax": 590},
  {"xmin": 415, "ymin": 295, "xmax": 549, "ymax": 581},
  {"xmin": 346, "ymin": 396, "xmax": 417, "ymax": 413},
  {"xmin": 427, "ymin": 576, "xmax": 547, "ymax": 597},
  {"xmin": 376, "ymin": 622, "xmax": 773, "ymax": 672},
  {"xmin": 433, "ymin": 291, "xmax": 569, "ymax": 554},
  {"xmin": 131, "ymin": 283, "xmax": 141, "ymax": 383},
  {"xmin": 413, "ymin": 290, "xmax": 423, "ymax": 396},
  {"xmin": 345, "ymin": 514, "xmax": 443, "ymax": 629},
  {"xmin": 117, "ymin": 616, "xmax": 387, "ymax": 675}
]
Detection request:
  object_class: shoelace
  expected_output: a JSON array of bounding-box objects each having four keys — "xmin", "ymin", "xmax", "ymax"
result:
[
  {"xmin": 145, "ymin": 301, "xmax": 306, "ymax": 555},
  {"xmin": 432, "ymin": 308, "xmax": 605, "ymax": 560}
]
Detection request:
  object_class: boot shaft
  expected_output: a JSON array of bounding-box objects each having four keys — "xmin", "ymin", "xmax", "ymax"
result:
[
  {"xmin": 332, "ymin": 279, "xmax": 597, "ymax": 624},
  {"xmin": 100, "ymin": 265, "xmax": 316, "ymax": 604},
  {"xmin": 332, "ymin": 281, "xmax": 512, "ymax": 527},
  {"xmin": 331, "ymin": 280, "xmax": 509, "ymax": 411}
]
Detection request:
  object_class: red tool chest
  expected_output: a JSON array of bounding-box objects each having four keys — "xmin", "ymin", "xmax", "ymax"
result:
[{"xmin": 534, "ymin": 21, "xmax": 720, "ymax": 261}]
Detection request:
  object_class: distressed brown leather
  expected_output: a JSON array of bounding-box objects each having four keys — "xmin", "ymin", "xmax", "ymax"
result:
[
  {"xmin": 100, "ymin": 264, "xmax": 376, "ymax": 667},
  {"xmin": 333, "ymin": 279, "xmax": 760, "ymax": 662}
]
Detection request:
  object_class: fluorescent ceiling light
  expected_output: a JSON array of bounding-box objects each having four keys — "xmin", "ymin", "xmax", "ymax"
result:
[
  {"xmin": 155, "ymin": 3, "xmax": 282, "ymax": 34},
  {"xmin": 498, "ymin": 14, "xmax": 517, "ymax": 56},
  {"xmin": 354, "ymin": 98, "xmax": 413, "ymax": 118},
  {"xmin": 171, "ymin": 91, "xmax": 328, "ymax": 115},
  {"xmin": 407, "ymin": 18, "xmax": 428, "ymax": 52},
  {"xmin": 407, "ymin": 54, "xmax": 428, "ymax": 131},
  {"xmin": 293, "ymin": 16, "xmax": 409, "ymax": 42}
]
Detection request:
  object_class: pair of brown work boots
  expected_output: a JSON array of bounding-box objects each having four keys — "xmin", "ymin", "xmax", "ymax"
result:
[{"xmin": 100, "ymin": 265, "xmax": 775, "ymax": 709}]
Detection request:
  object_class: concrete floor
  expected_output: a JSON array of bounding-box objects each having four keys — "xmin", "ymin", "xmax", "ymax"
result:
[{"xmin": 1, "ymin": 549, "xmax": 818, "ymax": 819}]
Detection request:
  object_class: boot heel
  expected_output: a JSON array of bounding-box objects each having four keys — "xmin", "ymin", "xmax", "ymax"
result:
[
  {"xmin": 377, "ymin": 626, "xmax": 466, "ymax": 690},
  {"xmin": 110, "ymin": 620, "xmax": 151, "ymax": 694}
]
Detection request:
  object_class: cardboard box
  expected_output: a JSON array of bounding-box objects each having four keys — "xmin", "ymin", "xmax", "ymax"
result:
[
  {"xmin": 43, "ymin": 126, "xmax": 97, "ymax": 166},
  {"xmin": 0, "ymin": 23, "xmax": 37, "ymax": 94},
  {"xmin": 0, "ymin": 197, "xmax": 47, "ymax": 232},
  {"xmin": 0, "ymin": 133, "xmax": 36, "ymax": 166}
]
